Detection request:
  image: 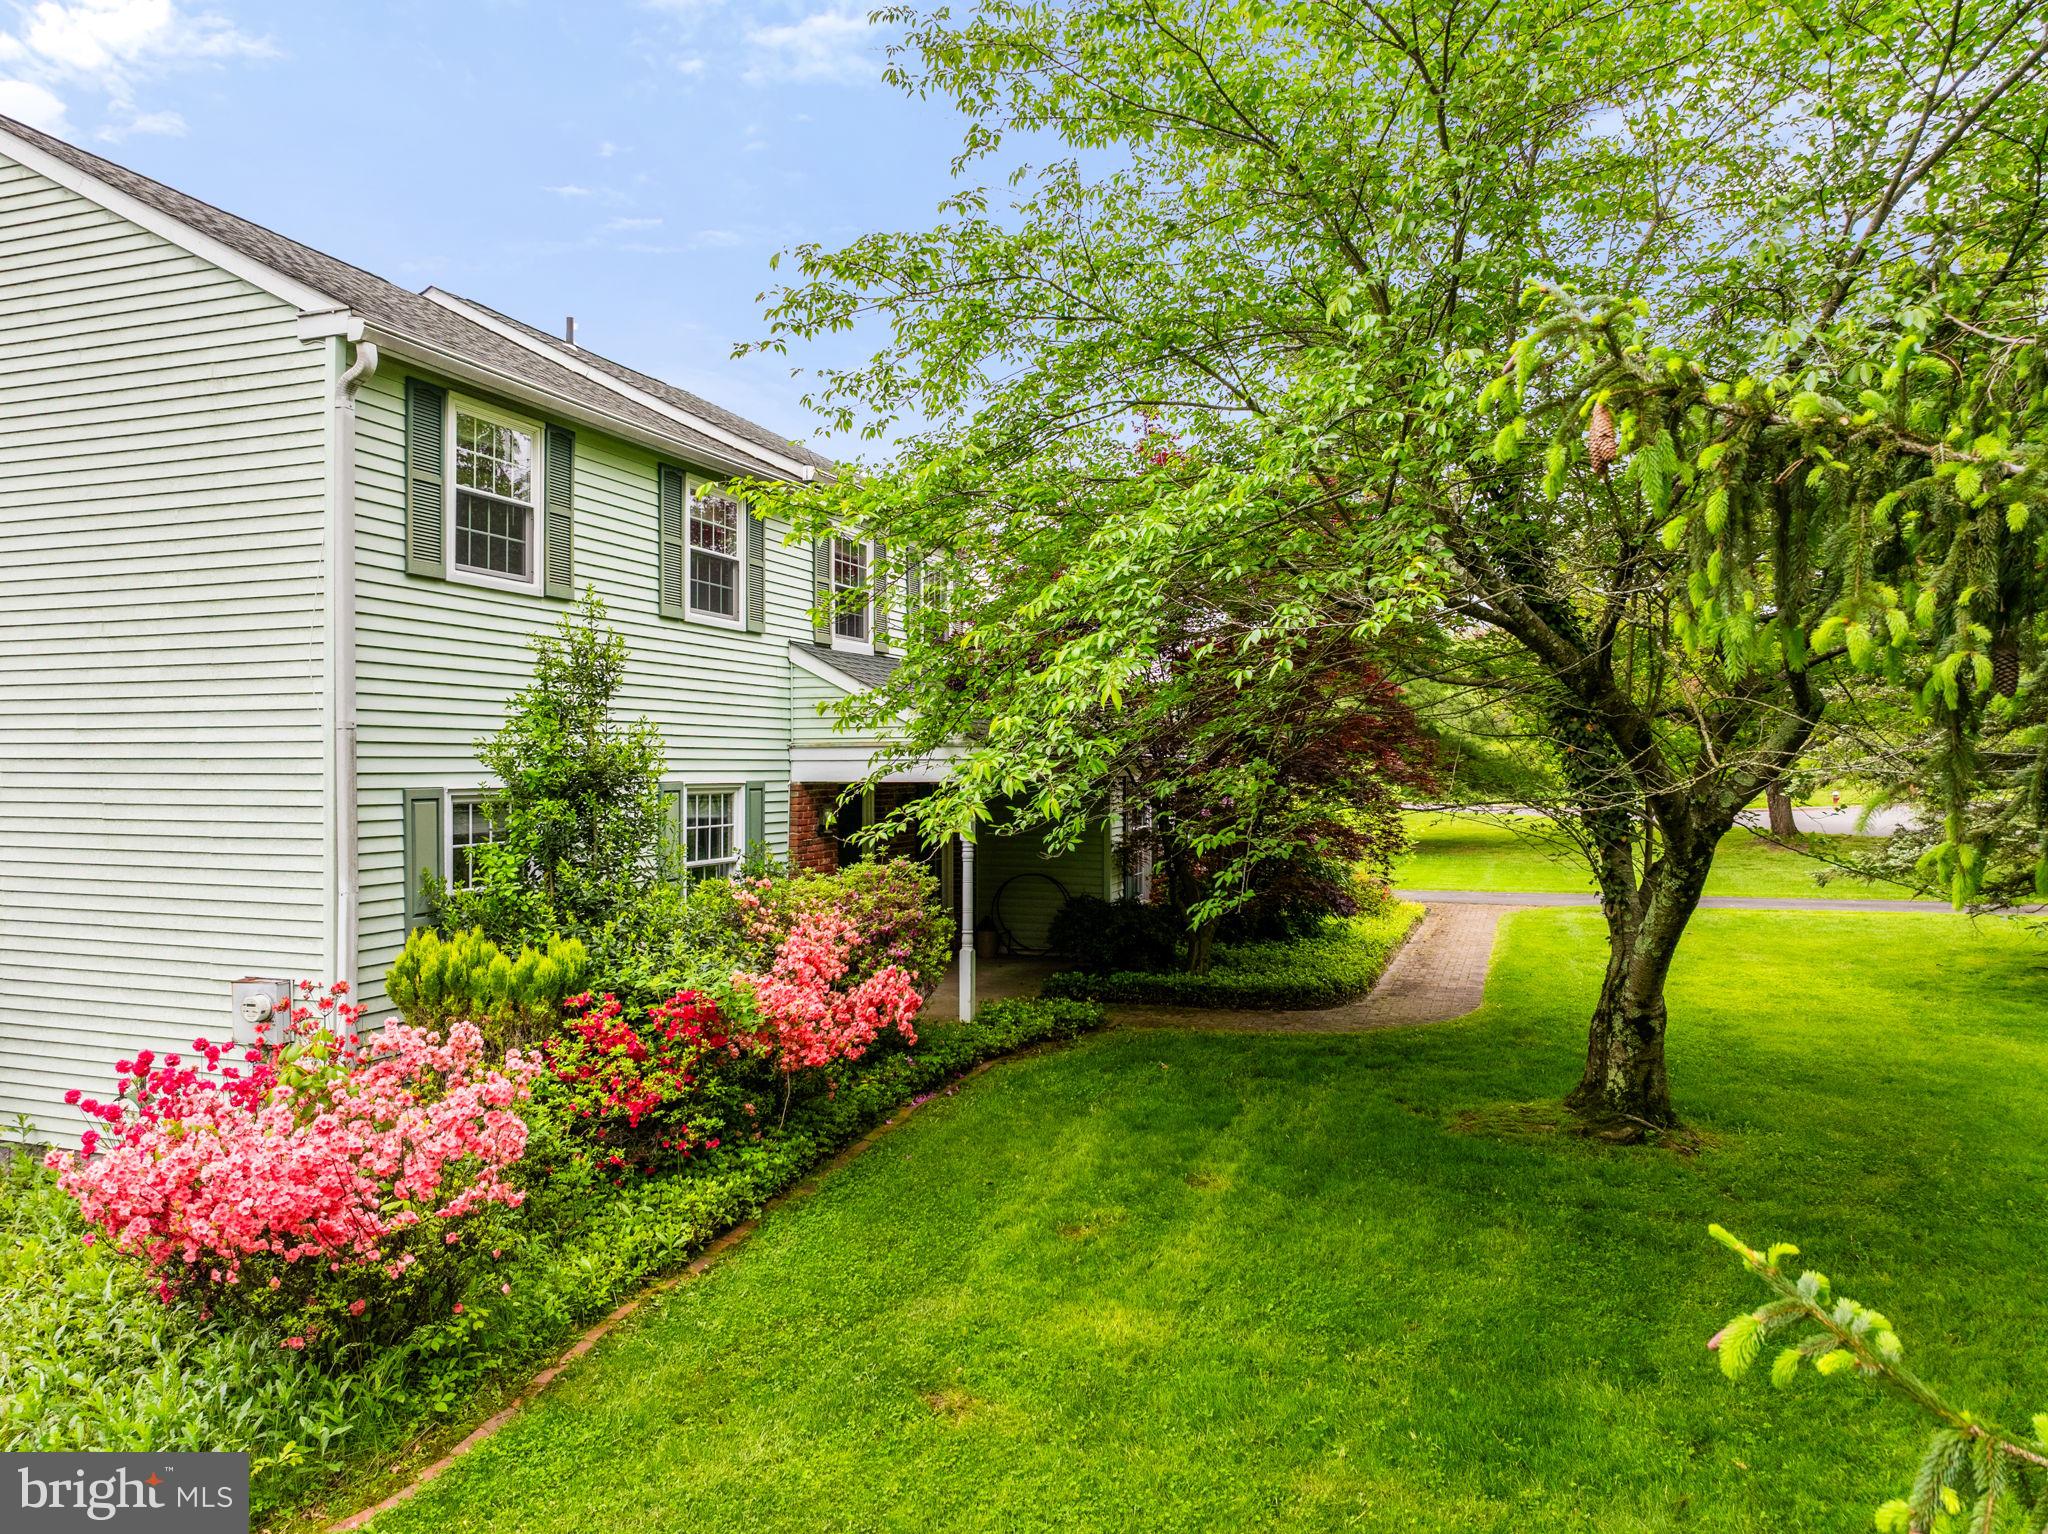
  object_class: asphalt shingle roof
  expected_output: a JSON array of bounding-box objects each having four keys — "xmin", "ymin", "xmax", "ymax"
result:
[
  {"xmin": 790, "ymin": 642, "xmax": 901, "ymax": 691},
  {"xmin": 0, "ymin": 114, "xmax": 829, "ymax": 482}
]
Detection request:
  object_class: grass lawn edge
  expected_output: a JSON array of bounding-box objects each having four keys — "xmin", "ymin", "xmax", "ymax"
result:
[{"xmin": 303, "ymin": 1010, "xmax": 1106, "ymax": 1534}]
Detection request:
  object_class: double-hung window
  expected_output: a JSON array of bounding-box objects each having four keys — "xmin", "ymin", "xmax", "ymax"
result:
[
  {"xmin": 831, "ymin": 536, "xmax": 871, "ymax": 644},
  {"xmin": 449, "ymin": 794, "xmax": 505, "ymax": 886},
  {"xmin": 683, "ymin": 788, "xmax": 739, "ymax": 878},
  {"xmin": 688, "ymin": 483, "xmax": 744, "ymax": 622},
  {"xmin": 451, "ymin": 400, "xmax": 541, "ymax": 588}
]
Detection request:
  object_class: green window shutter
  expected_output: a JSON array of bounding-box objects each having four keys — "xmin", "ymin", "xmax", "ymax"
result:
[
  {"xmin": 658, "ymin": 467, "xmax": 687, "ymax": 619},
  {"xmin": 873, "ymin": 539, "xmax": 892, "ymax": 653},
  {"xmin": 811, "ymin": 540, "xmax": 832, "ymax": 644},
  {"xmin": 403, "ymin": 378, "xmax": 446, "ymax": 579},
  {"xmin": 744, "ymin": 781, "xmax": 767, "ymax": 858},
  {"xmin": 401, "ymin": 788, "xmax": 444, "ymax": 931},
  {"xmin": 745, "ymin": 509, "xmax": 768, "ymax": 634},
  {"xmin": 543, "ymin": 425, "xmax": 575, "ymax": 599},
  {"xmin": 661, "ymin": 784, "xmax": 684, "ymax": 868}
]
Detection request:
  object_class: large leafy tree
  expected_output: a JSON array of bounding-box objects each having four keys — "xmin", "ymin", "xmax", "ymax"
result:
[{"xmin": 748, "ymin": 0, "xmax": 2048, "ymax": 1127}]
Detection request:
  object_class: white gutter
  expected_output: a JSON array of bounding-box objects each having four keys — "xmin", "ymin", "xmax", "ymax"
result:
[
  {"xmin": 321, "ymin": 325, "xmax": 378, "ymax": 989},
  {"xmin": 420, "ymin": 289, "xmax": 821, "ymax": 483}
]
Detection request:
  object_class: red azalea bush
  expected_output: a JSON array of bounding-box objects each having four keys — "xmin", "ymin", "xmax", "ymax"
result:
[
  {"xmin": 538, "ymin": 989, "xmax": 748, "ymax": 1177},
  {"xmin": 47, "ymin": 983, "xmax": 541, "ymax": 1349}
]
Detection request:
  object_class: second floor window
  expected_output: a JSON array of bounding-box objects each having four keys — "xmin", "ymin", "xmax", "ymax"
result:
[
  {"xmin": 689, "ymin": 486, "xmax": 743, "ymax": 620},
  {"xmin": 832, "ymin": 536, "xmax": 870, "ymax": 642},
  {"xmin": 453, "ymin": 405, "xmax": 538, "ymax": 584}
]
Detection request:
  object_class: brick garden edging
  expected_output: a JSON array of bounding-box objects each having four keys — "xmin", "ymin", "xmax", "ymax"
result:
[{"xmin": 324, "ymin": 1056, "xmax": 1008, "ymax": 1533}]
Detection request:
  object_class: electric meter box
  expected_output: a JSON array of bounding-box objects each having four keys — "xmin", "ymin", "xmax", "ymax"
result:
[{"xmin": 229, "ymin": 977, "xmax": 294, "ymax": 1048}]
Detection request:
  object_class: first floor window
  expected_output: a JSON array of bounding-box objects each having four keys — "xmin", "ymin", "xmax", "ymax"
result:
[
  {"xmin": 689, "ymin": 484, "xmax": 744, "ymax": 620},
  {"xmin": 453, "ymin": 404, "xmax": 538, "ymax": 583},
  {"xmin": 832, "ymin": 536, "xmax": 870, "ymax": 641},
  {"xmin": 450, "ymin": 796, "xmax": 504, "ymax": 886},
  {"xmin": 685, "ymin": 789, "xmax": 738, "ymax": 878}
]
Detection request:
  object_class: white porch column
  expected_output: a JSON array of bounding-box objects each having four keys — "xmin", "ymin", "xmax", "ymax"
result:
[{"xmin": 958, "ymin": 834, "xmax": 977, "ymax": 1022}]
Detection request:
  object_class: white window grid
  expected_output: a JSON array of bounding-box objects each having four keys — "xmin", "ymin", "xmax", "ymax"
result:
[
  {"xmin": 684, "ymin": 788, "xmax": 739, "ymax": 878},
  {"xmin": 688, "ymin": 483, "xmax": 744, "ymax": 622},
  {"xmin": 448, "ymin": 795, "xmax": 505, "ymax": 887},
  {"xmin": 448, "ymin": 398, "xmax": 542, "ymax": 590},
  {"xmin": 831, "ymin": 536, "xmax": 870, "ymax": 643}
]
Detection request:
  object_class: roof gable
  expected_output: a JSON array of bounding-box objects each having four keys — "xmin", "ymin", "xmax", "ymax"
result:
[{"xmin": 0, "ymin": 113, "xmax": 830, "ymax": 484}]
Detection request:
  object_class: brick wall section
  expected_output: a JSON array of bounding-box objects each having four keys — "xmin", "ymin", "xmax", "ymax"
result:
[
  {"xmin": 789, "ymin": 782, "xmax": 941, "ymax": 874},
  {"xmin": 788, "ymin": 783, "xmax": 840, "ymax": 875}
]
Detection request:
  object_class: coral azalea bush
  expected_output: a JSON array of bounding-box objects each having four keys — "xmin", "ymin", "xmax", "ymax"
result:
[
  {"xmin": 47, "ymin": 984, "xmax": 540, "ymax": 1349},
  {"xmin": 733, "ymin": 909, "xmax": 923, "ymax": 1080}
]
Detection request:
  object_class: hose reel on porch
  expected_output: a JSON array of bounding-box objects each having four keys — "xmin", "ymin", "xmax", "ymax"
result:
[{"xmin": 989, "ymin": 870, "xmax": 1069, "ymax": 957}]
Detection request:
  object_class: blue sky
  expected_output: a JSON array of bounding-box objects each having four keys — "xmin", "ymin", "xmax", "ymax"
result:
[{"xmin": 0, "ymin": 0, "xmax": 971, "ymax": 453}]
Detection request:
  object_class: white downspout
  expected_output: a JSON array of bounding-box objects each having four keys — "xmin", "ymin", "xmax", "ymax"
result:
[
  {"xmin": 329, "ymin": 334, "xmax": 378, "ymax": 988},
  {"xmin": 958, "ymin": 834, "xmax": 976, "ymax": 1022}
]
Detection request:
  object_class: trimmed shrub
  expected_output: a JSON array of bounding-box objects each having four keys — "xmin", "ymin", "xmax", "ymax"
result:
[
  {"xmin": 1042, "ymin": 905, "xmax": 1422, "ymax": 1010},
  {"xmin": 386, "ymin": 927, "xmax": 590, "ymax": 1048},
  {"xmin": 1213, "ymin": 850, "xmax": 1363, "ymax": 943},
  {"xmin": 1047, "ymin": 894, "xmax": 1182, "ymax": 974}
]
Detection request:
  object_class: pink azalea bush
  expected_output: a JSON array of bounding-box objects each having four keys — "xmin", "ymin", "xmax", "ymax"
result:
[
  {"xmin": 731, "ymin": 909, "xmax": 923, "ymax": 1080},
  {"xmin": 47, "ymin": 983, "xmax": 542, "ymax": 1348}
]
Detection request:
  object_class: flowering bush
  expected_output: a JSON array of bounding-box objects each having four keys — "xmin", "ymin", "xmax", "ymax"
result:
[
  {"xmin": 47, "ymin": 984, "xmax": 541, "ymax": 1349},
  {"xmin": 538, "ymin": 990, "xmax": 750, "ymax": 1177},
  {"xmin": 732, "ymin": 910, "xmax": 923, "ymax": 1089}
]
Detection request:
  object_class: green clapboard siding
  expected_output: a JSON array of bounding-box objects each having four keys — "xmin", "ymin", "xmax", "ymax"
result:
[
  {"xmin": 0, "ymin": 151, "xmax": 331, "ymax": 1143},
  {"xmin": 975, "ymin": 820, "xmax": 1118, "ymax": 954},
  {"xmin": 352, "ymin": 366, "xmax": 817, "ymax": 1015}
]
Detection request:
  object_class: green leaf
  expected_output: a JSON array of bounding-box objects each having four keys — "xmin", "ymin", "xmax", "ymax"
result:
[
  {"xmin": 1718, "ymin": 1313, "xmax": 1761, "ymax": 1378},
  {"xmin": 1770, "ymin": 1347, "xmax": 1803, "ymax": 1387},
  {"xmin": 1815, "ymin": 1349, "xmax": 1859, "ymax": 1376}
]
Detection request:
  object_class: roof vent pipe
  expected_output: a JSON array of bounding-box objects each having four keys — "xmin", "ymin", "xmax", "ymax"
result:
[{"xmin": 565, "ymin": 315, "xmax": 577, "ymax": 347}]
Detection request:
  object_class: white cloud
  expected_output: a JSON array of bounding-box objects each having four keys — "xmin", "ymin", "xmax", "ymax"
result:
[
  {"xmin": 0, "ymin": 0, "xmax": 274, "ymax": 139},
  {"xmin": 545, "ymin": 183, "xmax": 595, "ymax": 197},
  {"xmin": 673, "ymin": 54, "xmax": 704, "ymax": 76},
  {"xmin": 742, "ymin": 7, "xmax": 878, "ymax": 86},
  {"xmin": 596, "ymin": 139, "xmax": 621, "ymax": 158},
  {"xmin": 0, "ymin": 75, "xmax": 65, "ymax": 128},
  {"xmin": 95, "ymin": 102, "xmax": 181, "ymax": 139},
  {"xmin": 604, "ymin": 215, "xmax": 662, "ymax": 230}
]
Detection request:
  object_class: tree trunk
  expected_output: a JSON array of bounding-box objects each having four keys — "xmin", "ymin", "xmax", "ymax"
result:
[
  {"xmin": 1765, "ymin": 784, "xmax": 1797, "ymax": 840},
  {"xmin": 1564, "ymin": 840, "xmax": 1718, "ymax": 1131},
  {"xmin": 1185, "ymin": 919, "xmax": 1217, "ymax": 975}
]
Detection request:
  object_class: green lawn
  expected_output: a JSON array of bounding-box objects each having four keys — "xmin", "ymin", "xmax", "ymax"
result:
[
  {"xmin": 362, "ymin": 910, "xmax": 2048, "ymax": 1533},
  {"xmin": 1395, "ymin": 814, "xmax": 1930, "ymax": 900}
]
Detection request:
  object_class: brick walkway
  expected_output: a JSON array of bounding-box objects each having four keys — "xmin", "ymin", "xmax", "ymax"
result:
[{"xmin": 1114, "ymin": 903, "xmax": 1518, "ymax": 1034}]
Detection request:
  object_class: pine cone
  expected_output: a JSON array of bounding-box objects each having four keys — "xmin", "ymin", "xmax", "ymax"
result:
[
  {"xmin": 1991, "ymin": 632, "xmax": 2021, "ymax": 698},
  {"xmin": 1586, "ymin": 402, "xmax": 1618, "ymax": 480}
]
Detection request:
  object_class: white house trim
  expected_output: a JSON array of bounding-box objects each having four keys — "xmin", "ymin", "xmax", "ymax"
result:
[
  {"xmin": 0, "ymin": 120, "xmax": 339, "ymax": 315},
  {"xmin": 363, "ymin": 323, "xmax": 800, "ymax": 485},
  {"xmin": 421, "ymin": 288, "xmax": 820, "ymax": 483},
  {"xmin": 791, "ymin": 743, "xmax": 962, "ymax": 784}
]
